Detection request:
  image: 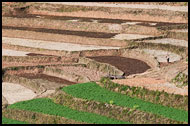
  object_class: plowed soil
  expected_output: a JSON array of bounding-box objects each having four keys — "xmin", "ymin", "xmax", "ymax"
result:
[
  {"xmin": 2, "ymin": 26, "xmax": 117, "ymax": 38},
  {"xmin": 26, "ymin": 53, "xmax": 55, "ymax": 56},
  {"xmin": 18, "ymin": 73, "xmax": 75, "ymax": 85},
  {"xmin": 4, "ymin": 14, "xmax": 185, "ymax": 27},
  {"xmin": 88, "ymin": 56, "xmax": 151, "ymax": 76}
]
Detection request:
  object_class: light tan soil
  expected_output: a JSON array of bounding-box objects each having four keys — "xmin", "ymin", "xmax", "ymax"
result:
[
  {"xmin": 2, "ymin": 82, "xmax": 37, "ymax": 104},
  {"xmin": 144, "ymin": 38, "xmax": 188, "ymax": 47},
  {"xmin": 2, "ymin": 49, "xmax": 31, "ymax": 56},
  {"xmin": 31, "ymin": 10, "xmax": 187, "ymax": 23},
  {"xmin": 38, "ymin": 2, "xmax": 188, "ymax": 12},
  {"xmin": 111, "ymin": 34, "xmax": 154, "ymax": 40},
  {"xmin": 2, "ymin": 37, "xmax": 120, "ymax": 51},
  {"xmin": 100, "ymin": 2, "xmax": 188, "ymax": 7},
  {"xmin": 2, "ymin": 16, "xmax": 163, "ymax": 36},
  {"xmin": 2, "ymin": 29, "xmax": 128, "ymax": 47},
  {"xmin": 142, "ymin": 49, "xmax": 182, "ymax": 63}
]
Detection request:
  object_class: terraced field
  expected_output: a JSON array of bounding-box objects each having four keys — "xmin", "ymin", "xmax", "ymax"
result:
[
  {"xmin": 2, "ymin": 2, "xmax": 188, "ymax": 124},
  {"xmin": 2, "ymin": 117, "xmax": 28, "ymax": 124}
]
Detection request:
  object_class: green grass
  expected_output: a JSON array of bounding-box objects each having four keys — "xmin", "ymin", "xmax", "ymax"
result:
[
  {"xmin": 8, "ymin": 98, "xmax": 130, "ymax": 124},
  {"xmin": 62, "ymin": 82, "xmax": 188, "ymax": 122},
  {"xmin": 2, "ymin": 117, "xmax": 28, "ymax": 124}
]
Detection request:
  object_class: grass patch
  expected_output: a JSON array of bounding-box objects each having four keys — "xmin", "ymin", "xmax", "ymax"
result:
[
  {"xmin": 8, "ymin": 98, "xmax": 130, "ymax": 124},
  {"xmin": 62, "ymin": 82, "xmax": 188, "ymax": 122},
  {"xmin": 2, "ymin": 117, "xmax": 28, "ymax": 124},
  {"xmin": 172, "ymin": 72, "xmax": 188, "ymax": 87}
]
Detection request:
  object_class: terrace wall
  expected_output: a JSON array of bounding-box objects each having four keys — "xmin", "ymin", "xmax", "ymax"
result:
[{"xmin": 2, "ymin": 108, "xmax": 84, "ymax": 124}]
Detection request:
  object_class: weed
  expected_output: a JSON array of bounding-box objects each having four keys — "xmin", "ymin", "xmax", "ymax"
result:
[{"xmin": 109, "ymin": 100, "xmax": 114, "ymax": 105}]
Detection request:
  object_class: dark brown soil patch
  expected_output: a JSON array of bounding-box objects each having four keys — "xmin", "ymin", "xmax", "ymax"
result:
[
  {"xmin": 26, "ymin": 53, "xmax": 55, "ymax": 56},
  {"xmin": 135, "ymin": 22, "xmax": 185, "ymax": 27},
  {"xmin": 3, "ymin": 14, "xmax": 186, "ymax": 27},
  {"xmin": 88, "ymin": 56, "xmax": 151, "ymax": 76},
  {"xmin": 18, "ymin": 73, "xmax": 75, "ymax": 85},
  {"xmin": 2, "ymin": 26, "xmax": 117, "ymax": 38}
]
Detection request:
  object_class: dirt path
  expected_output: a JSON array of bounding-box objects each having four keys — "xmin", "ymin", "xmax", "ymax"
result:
[
  {"xmin": 88, "ymin": 56, "xmax": 151, "ymax": 76},
  {"xmin": 40, "ymin": 2, "xmax": 188, "ymax": 12}
]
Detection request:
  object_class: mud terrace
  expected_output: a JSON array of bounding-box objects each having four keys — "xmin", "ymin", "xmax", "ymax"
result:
[
  {"xmin": 1, "ymin": 2, "xmax": 188, "ymax": 124},
  {"xmin": 2, "ymin": 82, "xmax": 37, "ymax": 104},
  {"xmin": 145, "ymin": 38, "xmax": 188, "ymax": 47},
  {"xmin": 54, "ymin": 66, "xmax": 107, "ymax": 81},
  {"xmin": 41, "ymin": 2, "xmax": 188, "ymax": 12},
  {"xmin": 2, "ymin": 37, "xmax": 120, "ymax": 51},
  {"xmin": 2, "ymin": 49, "xmax": 30, "ymax": 56},
  {"xmin": 142, "ymin": 49, "xmax": 182, "ymax": 63}
]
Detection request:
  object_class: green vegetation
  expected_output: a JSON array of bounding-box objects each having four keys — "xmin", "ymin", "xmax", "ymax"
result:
[
  {"xmin": 172, "ymin": 72, "xmax": 188, "ymax": 87},
  {"xmin": 99, "ymin": 77, "xmax": 188, "ymax": 111},
  {"xmin": 184, "ymin": 2, "xmax": 188, "ymax": 6},
  {"xmin": 2, "ymin": 117, "xmax": 28, "ymax": 124},
  {"xmin": 8, "ymin": 98, "xmax": 130, "ymax": 124},
  {"xmin": 62, "ymin": 82, "xmax": 188, "ymax": 122}
]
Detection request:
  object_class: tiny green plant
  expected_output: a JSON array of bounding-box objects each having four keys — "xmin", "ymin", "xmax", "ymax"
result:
[
  {"xmin": 133, "ymin": 105, "xmax": 140, "ymax": 109},
  {"xmin": 109, "ymin": 100, "xmax": 114, "ymax": 105}
]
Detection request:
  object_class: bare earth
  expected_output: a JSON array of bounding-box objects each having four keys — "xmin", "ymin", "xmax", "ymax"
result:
[
  {"xmin": 2, "ymin": 37, "xmax": 120, "ymax": 51},
  {"xmin": 2, "ymin": 82, "xmax": 37, "ymax": 104},
  {"xmin": 2, "ymin": 49, "xmax": 31, "ymax": 56},
  {"xmin": 40, "ymin": 2, "xmax": 188, "ymax": 12},
  {"xmin": 111, "ymin": 34, "xmax": 153, "ymax": 40},
  {"xmin": 142, "ymin": 49, "xmax": 182, "ymax": 63},
  {"xmin": 113, "ymin": 77, "xmax": 188, "ymax": 95},
  {"xmin": 145, "ymin": 38, "xmax": 188, "ymax": 47},
  {"xmin": 53, "ymin": 66, "xmax": 107, "ymax": 81}
]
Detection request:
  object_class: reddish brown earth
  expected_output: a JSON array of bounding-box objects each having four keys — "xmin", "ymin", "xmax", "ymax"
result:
[
  {"xmin": 3, "ymin": 14, "xmax": 186, "ymax": 27},
  {"xmin": 88, "ymin": 56, "xmax": 151, "ymax": 76},
  {"xmin": 30, "ymin": 10, "xmax": 188, "ymax": 23},
  {"xmin": 18, "ymin": 73, "xmax": 75, "ymax": 85},
  {"xmin": 2, "ymin": 26, "xmax": 118, "ymax": 39}
]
